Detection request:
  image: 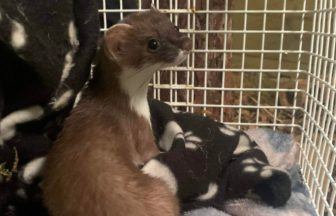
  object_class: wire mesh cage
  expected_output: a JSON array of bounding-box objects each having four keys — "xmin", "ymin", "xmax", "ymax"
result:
[{"xmin": 98, "ymin": 0, "xmax": 336, "ymax": 215}]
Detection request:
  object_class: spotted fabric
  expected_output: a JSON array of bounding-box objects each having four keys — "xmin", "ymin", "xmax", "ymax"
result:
[
  {"xmin": 148, "ymin": 99, "xmax": 291, "ymax": 211},
  {"xmin": 0, "ymin": 0, "xmax": 100, "ymax": 214}
]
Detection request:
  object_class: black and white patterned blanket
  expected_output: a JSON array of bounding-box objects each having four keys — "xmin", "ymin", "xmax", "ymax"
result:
[{"xmin": 148, "ymin": 100, "xmax": 316, "ymax": 216}]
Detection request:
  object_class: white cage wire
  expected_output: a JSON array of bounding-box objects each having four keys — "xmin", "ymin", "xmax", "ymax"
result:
[{"xmin": 99, "ymin": 0, "xmax": 336, "ymax": 215}]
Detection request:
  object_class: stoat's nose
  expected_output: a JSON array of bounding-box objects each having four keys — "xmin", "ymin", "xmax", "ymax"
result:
[{"xmin": 182, "ymin": 37, "xmax": 192, "ymax": 52}]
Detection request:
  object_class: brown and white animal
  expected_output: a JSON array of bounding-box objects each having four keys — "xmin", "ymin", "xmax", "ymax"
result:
[{"xmin": 42, "ymin": 9, "xmax": 191, "ymax": 216}]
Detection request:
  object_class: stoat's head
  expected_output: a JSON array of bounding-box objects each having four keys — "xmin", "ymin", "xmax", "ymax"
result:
[{"xmin": 102, "ymin": 8, "xmax": 192, "ymax": 71}]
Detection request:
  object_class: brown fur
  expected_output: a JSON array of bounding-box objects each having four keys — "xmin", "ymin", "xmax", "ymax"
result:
[{"xmin": 42, "ymin": 9, "xmax": 191, "ymax": 216}]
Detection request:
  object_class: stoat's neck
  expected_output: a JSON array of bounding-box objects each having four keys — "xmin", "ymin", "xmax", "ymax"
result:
[
  {"xmin": 89, "ymin": 52, "xmax": 157, "ymax": 124},
  {"xmin": 118, "ymin": 64, "xmax": 159, "ymax": 124}
]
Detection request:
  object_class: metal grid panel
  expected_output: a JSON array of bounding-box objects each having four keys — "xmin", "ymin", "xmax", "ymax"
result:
[
  {"xmin": 98, "ymin": 0, "xmax": 336, "ymax": 215},
  {"xmin": 299, "ymin": 0, "xmax": 336, "ymax": 215}
]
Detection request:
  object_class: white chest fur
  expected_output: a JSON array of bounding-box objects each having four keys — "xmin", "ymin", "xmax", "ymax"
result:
[
  {"xmin": 129, "ymin": 90, "xmax": 151, "ymax": 124},
  {"xmin": 119, "ymin": 64, "xmax": 161, "ymax": 124}
]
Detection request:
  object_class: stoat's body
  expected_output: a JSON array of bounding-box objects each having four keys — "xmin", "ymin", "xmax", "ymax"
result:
[{"xmin": 42, "ymin": 9, "xmax": 191, "ymax": 216}]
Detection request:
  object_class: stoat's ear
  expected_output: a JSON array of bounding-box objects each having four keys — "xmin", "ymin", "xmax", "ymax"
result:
[{"xmin": 103, "ymin": 23, "xmax": 133, "ymax": 60}]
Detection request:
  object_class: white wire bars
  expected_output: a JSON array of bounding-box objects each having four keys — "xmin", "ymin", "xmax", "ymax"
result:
[{"xmin": 99, "ymin": 0, "xmax": 336, "ymax": 215}]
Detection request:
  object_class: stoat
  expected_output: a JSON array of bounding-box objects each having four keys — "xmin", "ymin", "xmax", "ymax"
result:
[{"xmin": 42, "ymin": 8, "xmax": 191, "ymax": 216}]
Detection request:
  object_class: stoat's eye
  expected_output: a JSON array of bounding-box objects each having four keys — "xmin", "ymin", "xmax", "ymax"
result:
[
  {"xmin": 174, "ymin": 26, "xmax": 179, "ymax": 32},
  {"xmin": 148, "ymin": 38, "xmax": 160, "ymax": 51}
]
